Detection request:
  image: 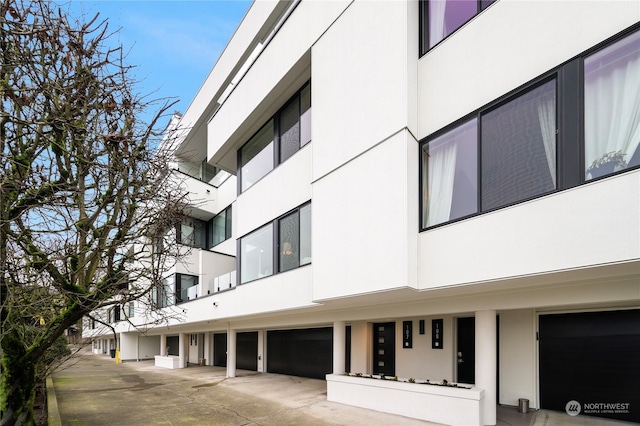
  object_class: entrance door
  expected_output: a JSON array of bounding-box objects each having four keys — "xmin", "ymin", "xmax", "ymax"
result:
[
  {"xmin": 457, "ymin": 317, "xmax": 475, "ymax": 384},
  {"xmin": 373, "ymin": 322, "xmax": 395, "ymax": 377},
  {"xmin": 213, "ymin": 333, "xmax": 227, "ymax": 367},
  {"xmin": 236, "ymin": 332, "xmax": 258, "ymax": 371}
]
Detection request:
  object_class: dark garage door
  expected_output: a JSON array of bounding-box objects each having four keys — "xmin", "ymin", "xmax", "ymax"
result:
[
  {"xmin": 539, "ymin": 310, "xmax": 640, "ymax": 423},
  {"xmin": 213, "ymin": 333, "xmax": 226, "ymax": 367},
  {"xmin": 267, "ymin": 327, "xmax": 332, "ymax": 379},
  {"xmin": 237, "ymin": 331, "xmax": 258, "ymax": 371}
]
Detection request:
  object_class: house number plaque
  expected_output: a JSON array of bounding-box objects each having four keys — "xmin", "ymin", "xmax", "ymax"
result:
[
  {"xmin": 432, "ymin": 319, "xmax": 443, "ymax": 349},
  {"xmin": 403, "ymin": 321, "xmax": 412, "ymax": 348}
]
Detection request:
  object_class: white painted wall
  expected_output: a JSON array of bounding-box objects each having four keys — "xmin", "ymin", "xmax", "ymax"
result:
[
  {"xmin": 138, "ymin": 336, "xmax": 160, "ymax": 360},
  {"xmin": 313, "ymin": 133, "xmax": 414, "ymax": 301},
  {"xmin": 119, "ymin": 333, "xmax": 160, "ymax": 361},
  {"xmin": 165, "ymin": 265, "xmax": 315, "ymax": 325},
  {"xmin": 349, "ymin": 322, "xmax": 370, "ymax": 375},
  {"xmin": 312, "ymin": 0, "xmax": 410, "ymax": 180},
  {"xmin": 198, "ymin": 250, "xmax": 236, "ymax": 296},
  {"xmin": 418, "ymin": 0, "xmax": 640, "ymax": 137},
  {"xmin": 499, "ymin": 309, "xmax": 536, "ymax": 408},
  {"xmin": 208, "ymin": 0, "xmax": 349, "ymax": 167},
  {"xmin": 235, "ymin": 144, "xmax": 312, "ymax": 237},
  {"xmin": 395, "ymin": 316, "xmax": 454, "ymax": 382},
  {"xmin": 419, "ymin": 171, "xmax": 640, "ymax": 289}
]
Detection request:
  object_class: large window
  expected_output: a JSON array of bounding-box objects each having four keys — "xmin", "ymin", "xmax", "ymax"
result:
[
  {"xmin": 422, "ymin": 119, "xmax": 477, "ymax": 227},
  {"xmin": 240, "ymin": 120, "xmax": 274, "ymax": 192},
  {"xmin": 584, "ymin": 30, "xmax": 640, "ymax": 180},
  {"xmin": 239, "ymin": 203, "xmax": 311, "ymax": 284},
  {"xmin": 152, "ymin": 276, "xmax": 174, "ymax": 309},
  {"xmin": 421, "ymin": 27, "xmax": 640, "ymax": 229},
  {"xmin": 176, "ymin": 273, "xmax": 198, "ymax": 303},
  {"xmin": 279, "ymin": 204, "xmax": 312, "ymax": 272},
  {"xmin": 208, "ymin": 205, "xmax": 232, "ymax": 248},
  {"xmin": 177, "ymin": 217, "xmax": 207, "ymax": 248},
  {"xmin": 420, "ymin": 0, "xmax": 495, "ymax": 55},
  {"xmin": 240, "ymin": 224, "xmax": 274, "ymax": 283},
  {"xmin": 239, "ymin": 82, "xmax": 311, "ymax": 193},
  {"xmin": 481, "ymin": 80, "xmax": 556, "ymax": 210}
]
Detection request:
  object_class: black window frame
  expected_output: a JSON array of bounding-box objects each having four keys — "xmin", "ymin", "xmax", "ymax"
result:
[
  {"xmin": 237, "ymin": 201, "xmax": 311, "ymax": 285},
  {"xmin": 419, "ymin": 24, "xmax": 640, "ymax": 231},
  {"xmin": 207, "ymin": 205, "xmax": 233, "ymax": 248},
  {"xmin": 419, "ymin": 0, "xmax": 496, "ymax": 56},
  {"xmin": 176, "ymin": 217, "xmax": 207, "ymax": 249},
  {"xmin": 237, "ymin": 81, "xmax": 311, "ymax": 194},
  {"xmin": 175, "ymin": 273, "xmax": 199, "ymax": 304}
]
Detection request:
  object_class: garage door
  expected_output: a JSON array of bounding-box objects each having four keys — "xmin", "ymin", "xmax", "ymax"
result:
[
  {"xmin": 267, "ymin": 327, "xmax": 332, "ymax": 379},
  {"xmin": 237, "ymin": 332, "xmax": 258, "ymax": 371},
  {"xmin": 539, "ymin": 310, "xmax": 640, "ymax": 422}
]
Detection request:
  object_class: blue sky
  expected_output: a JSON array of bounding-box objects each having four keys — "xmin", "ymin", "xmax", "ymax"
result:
[{"xmin": 67, "ymin": 0, "xmax": 252, "ymax": 125}]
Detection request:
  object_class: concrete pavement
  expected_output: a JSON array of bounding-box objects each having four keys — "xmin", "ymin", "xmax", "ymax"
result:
[{"xmin": 49, "ymin": 350, "xmax": 632, "ymax": 426}]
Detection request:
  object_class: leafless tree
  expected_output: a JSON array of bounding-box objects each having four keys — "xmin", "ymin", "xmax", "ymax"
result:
[{"xmin": 0, "ymin": 1, "xmax": 188, "ymax": 424}]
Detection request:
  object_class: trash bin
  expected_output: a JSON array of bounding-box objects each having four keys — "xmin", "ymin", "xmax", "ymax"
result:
[
  {"xmin": 518, "ymin": 398, "xmax": 529, "ymax": 413},
  {"xmin": 199, "ymin": 358, "xmax": 206, "ymax": 366},
  {"xmin": 110, "ymin": 349, "xmax": 116, "ymax": 358}
]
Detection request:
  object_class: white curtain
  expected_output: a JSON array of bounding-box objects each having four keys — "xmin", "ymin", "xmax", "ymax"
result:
[
  {"xmin": 426, "ymin": 141, "xmax": 458, "ymax": 227},
  {"xmin": 585, "ymin": 35, "xmax": 640, "ymax": 179},
  {"xmin": 429, "ymin": 0, "xmax": 447, "ymax": 48},
  {"xmin": 537, "ymin": 94, "xmax": 557, "ymax": 187}
]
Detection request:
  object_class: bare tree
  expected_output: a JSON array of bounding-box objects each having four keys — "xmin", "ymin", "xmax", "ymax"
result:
[{"xmin": 0, "ymin": 1, "xmax": 188, "ymax": 424}]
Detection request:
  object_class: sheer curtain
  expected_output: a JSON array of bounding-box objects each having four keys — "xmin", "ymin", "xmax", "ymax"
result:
[
  {"xmin": 429, "ymin": 0, "xmax": 447, "ymax": 48},
  {"xmin": 537, "ymin": 93, "xmax": 557, "ymax": 187},
  {"xmin": 585, "ymin": 33, "xmax": 640, "ymax": 179},
  {"xmin": 426, "ymin": 142, "xmax": 458, "ymax": 227}
]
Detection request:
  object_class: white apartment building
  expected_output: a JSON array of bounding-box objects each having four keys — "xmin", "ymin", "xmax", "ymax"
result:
[{"xmin": 84, "ymin": 1, "xmax": 640, "ymax": 424}]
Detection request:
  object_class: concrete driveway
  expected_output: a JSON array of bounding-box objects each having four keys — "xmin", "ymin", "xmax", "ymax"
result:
[
  {"xmin": 50, "ymin": 351, "xmax": 433, "ymax": 425},
  {"xmin": 50, "ymin": 350, "xmax": 627, "ymax": 426}
]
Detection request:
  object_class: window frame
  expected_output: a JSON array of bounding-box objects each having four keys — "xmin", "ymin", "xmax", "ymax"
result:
[
  {"xmin": 208, "ymin": 205, "xmax": 233, "ymax": 248},
  {"xmin": 419, "ymin": 0, "xmax": 496, "ymax": 56},
  {"xmin": 176, "ymin": 217, "xmax": 207, "ymax": 249},
  {"xmin": 419, "ymin": 24, "xmax": 640, "ymax": 231},
  {"xmin": 238, "ymin": 201, "xmax": 311, "ymax": 285},
  {"xmin": 237, "ymin": 81, "xmax": 311, "ymax": 194}
]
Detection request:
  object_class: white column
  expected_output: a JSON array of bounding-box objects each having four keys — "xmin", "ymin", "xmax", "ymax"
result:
[
  {"xmin": 179, "ymin": 333, "xmax": 187, "ymax": 368},
  {"xmin": 227, "ymin": 327, "xmax": 237, "ymax": 378},
  {"xmin": 257, "ymin": 330, "xmax": 265, "ymax": 372},
  {"xmin": 475, "ymin": 310, "xmax": 497, "ymax": 426},
  {"xmin": 204, "ymin": 333, "xmax": 213, "ymax": 366},
  {"xmin": 333, "ymin": 321, "xmax": 346, "ymax": 374},
  {"xmin": 160, "ymin": 334, "xmax": 167, "ymax": 356}
]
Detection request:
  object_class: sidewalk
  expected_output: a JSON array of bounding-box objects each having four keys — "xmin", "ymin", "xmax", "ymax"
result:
[{"xmin": 49, "ymin": 351, "xmax": 630, "ymax": 426}]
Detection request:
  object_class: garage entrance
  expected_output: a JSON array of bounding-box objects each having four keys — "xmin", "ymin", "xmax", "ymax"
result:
[
  {"xmin": 539, "ymin": 309, "xmax": 640, "ymax": 423},
  {"xmin": 267, "ymin": 327, "xmax": 332, "ymax": 379}
]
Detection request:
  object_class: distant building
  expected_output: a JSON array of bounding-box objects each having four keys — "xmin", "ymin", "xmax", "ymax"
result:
[{"xmin": 84, "ymin": 1, "xmax": 640, "ymax": 424}]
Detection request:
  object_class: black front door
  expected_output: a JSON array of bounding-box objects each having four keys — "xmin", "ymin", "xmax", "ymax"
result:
[
  {"xmin": 373, "ymin": 322, "xmax": 395, "ymax": 377},
  {"xmin": 457, "ymin": 317, "xmax": 475, "ymax": 384},
  {"xmin": 236, "ymin": 332, "xmax": 258, "ymax": 371},
  {"xmin": 213, "ymin": 333, "xmax": 227, "ymax": 367}
]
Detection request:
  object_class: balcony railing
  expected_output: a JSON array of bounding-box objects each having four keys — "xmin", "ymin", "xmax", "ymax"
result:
[
  {"xmin": 176, "ymin": 271, "xmax": 237, "ymax": 303},
  {"xmin": 206, "ymin": 271, "xmax": 237, "ymax": 295}
]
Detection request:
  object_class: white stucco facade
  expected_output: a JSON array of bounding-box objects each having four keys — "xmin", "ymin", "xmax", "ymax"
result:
[{"xmin": 84, "ymin": 1, "xmax": 640, "ymax": 425}]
